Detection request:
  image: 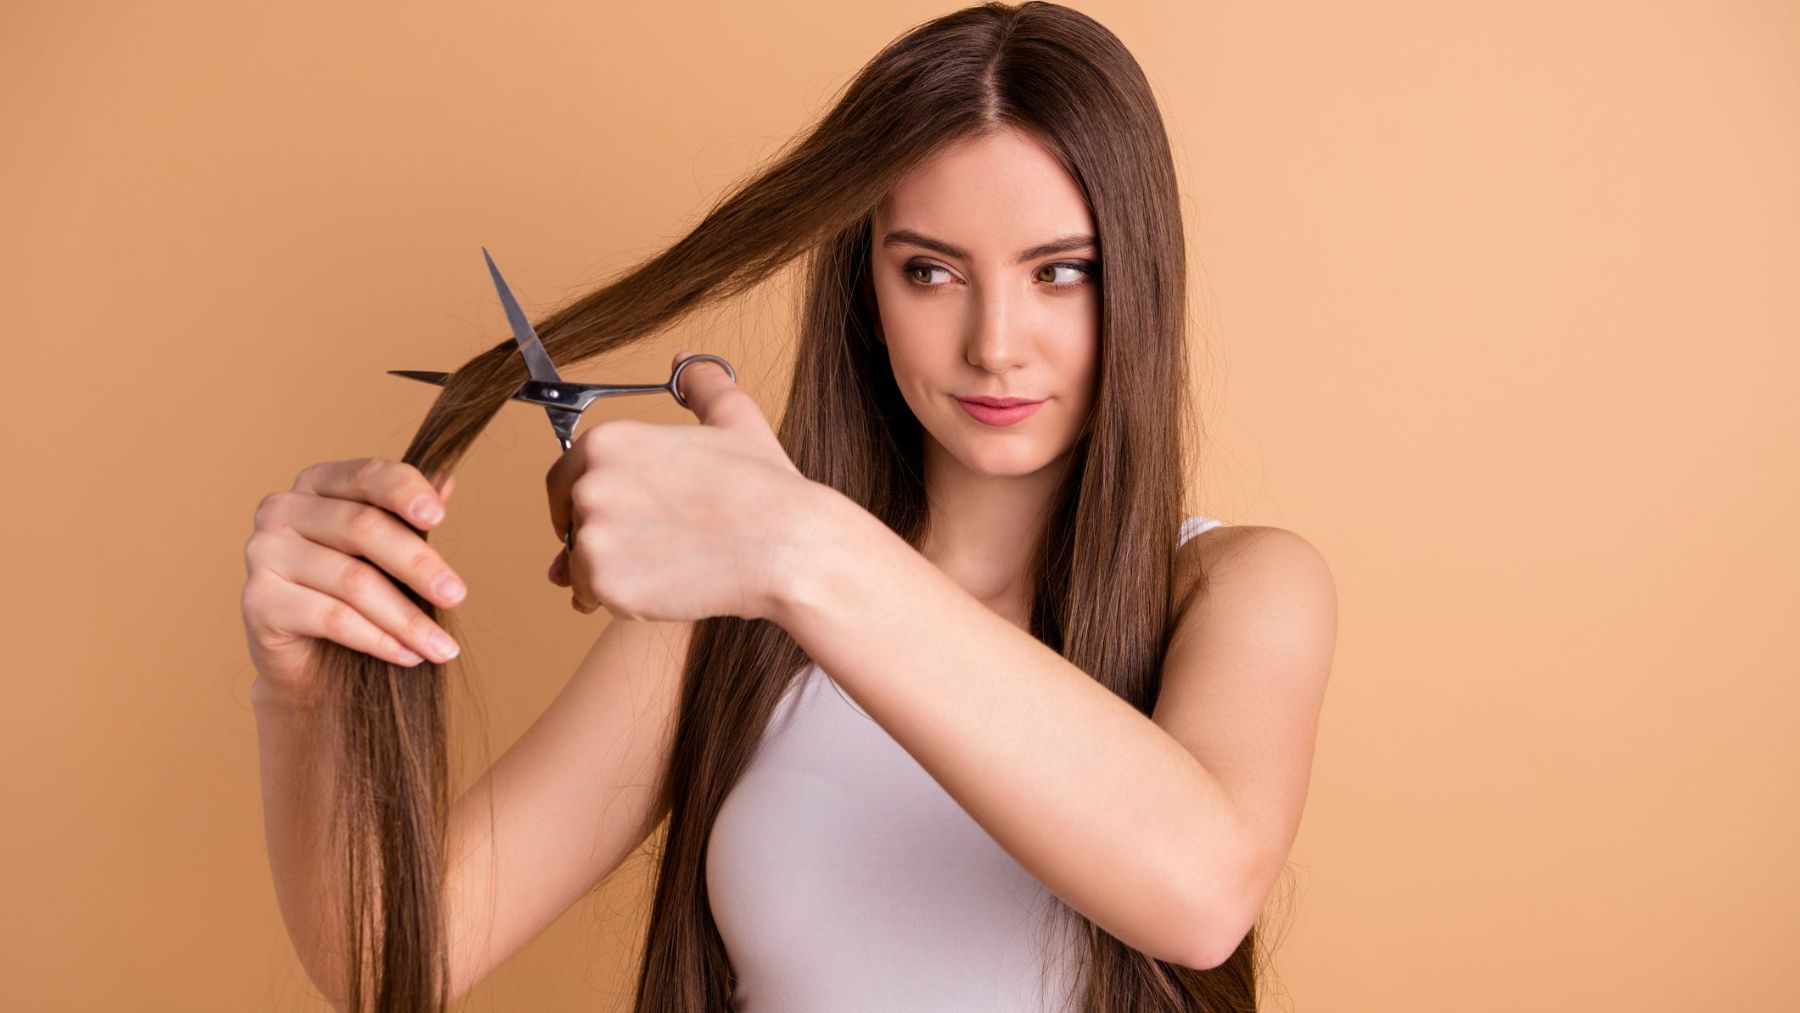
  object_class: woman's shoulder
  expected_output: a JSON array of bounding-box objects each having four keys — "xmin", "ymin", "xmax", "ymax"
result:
[
  {"xmin": 1175, "ymin": 518, "xmax": 1333, "ymax": 601},
  {"xmin": 1179, "ymin": 515, "xmax": 1321, "ymax": 558}
]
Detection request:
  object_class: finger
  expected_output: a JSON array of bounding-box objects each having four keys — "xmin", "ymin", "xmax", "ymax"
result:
[
  {"xmin": 297, "ymin": 458, "xmax": 448, "ymax": 531},
  {"xmin": 253, "ymin": 573, "xmax": 432, "ymax": 668},
  {"xmin": 432, "ymin": 471, "xmax": 457, "ymax": 503},
  {"xmin": 560, "ymin": 516, "xmax": 608, "ymax": 615},
  {"xmin": 670, "ymin": 349, "xmax": 756, "ymax": 431},
  {"xmin": 545, "ymin": 445, "xmax": 578, "ymax": 544},
  {"xmin": 263, "ymin": 532, "xmax": 462, "ymax": 663},
  {"xmin": 281, "ymin": 494, "xmax": 469, "ymax": 610},
  {"xmin": 565, "ymin": 528, "xmax": 600, "ymax": 613},
  {"xmin": 545, "ymin": 421, "xmax": 624, "ymax": 544}
]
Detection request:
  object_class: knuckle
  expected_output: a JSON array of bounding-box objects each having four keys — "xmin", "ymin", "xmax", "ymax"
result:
[
  {"xmin": 253, "ymin": 491, "xmax": 289, "ymax": 530},
  {"xmin": 346, "ymin": 503, "xmax": 387, "ymax": 536},
  {"xmin": 572, "ymin": 518, "xmax": 605, "ymax": 553},
  {"xmin": 592, "ymin": 573, "xmax": 621, "ymax": 606},
  {"xmin": 320, "ymin": 599, "xmax": 358, "ymax": 637},
  {"xmin": 350, "ymin": 456, "xmax": 385, "ymax": 488},
  {"xmin": 582, "ymin": 421, "xmax": 621, "ymax": 457},
  {"xmin": 569, "ymin": 477, "xmax": 602, "ymax": 515},
  {"xmin": 239, "ymin": 572, "xmax": 270, "ymax": 618},
  {"xmin": 337, "ymin": 556, "xmax": 379, "ymax": 595},
  {"xmin": 243, "ymin": 530, "xmax": 273, "ymax": 572},
  {"xmin": 405, "ymin": 547, "xmax": 438, "ymax": 576},
  {"xmin": 377, "ymin": 631, "xmax": 409, "ymax": 657},
  {"xmin": 398, "ymin": 464, "xmax": 430, "ymax": 499},
  {"xmin": 598, "ymin": 581, "xmax": 637, "ymax": 618},
  {"xmin": 406, "ymin": 611, "xmax": 442, "ymax": 642}
]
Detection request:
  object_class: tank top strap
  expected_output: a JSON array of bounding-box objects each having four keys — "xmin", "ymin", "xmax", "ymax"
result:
[{"xmin": 1180, "ymin": 513, "xmax": 1225, "ymax": 547}]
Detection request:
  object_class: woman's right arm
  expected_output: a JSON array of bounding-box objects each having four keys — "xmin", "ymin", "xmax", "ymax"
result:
[
  {"xmin": 243, "ymin": 458, "xmax": 692, "ymax": 1008},
  {"xmin": 250, "ymin": 617, "xmax": 689, "ymax": 1009},
  {"xmin": 242, "ymin": 458, "xmax": 467, "ymax": 1007},
  {"xmin": 249, "ymin": 678, "xmax": 355, "ymax": 1009}
]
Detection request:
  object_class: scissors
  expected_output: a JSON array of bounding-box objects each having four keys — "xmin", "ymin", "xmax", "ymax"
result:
[{"xmin": 389, "ymin": 246, "xmax": 737, "ymax": 552}]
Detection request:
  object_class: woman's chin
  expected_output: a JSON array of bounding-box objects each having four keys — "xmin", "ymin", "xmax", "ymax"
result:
[
  {"xmin": 944, "ymin": 440, "xmax": 1063, "ymax": 478},
  {"xmin": 922, "ymin": 418, "xmax": 1074, "ymax": 478}
]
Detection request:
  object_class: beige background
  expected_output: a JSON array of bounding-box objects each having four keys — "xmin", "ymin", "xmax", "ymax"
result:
[{"xmin": 2, "ymin": 1, "xmax": 1795, "ymax": 1009}]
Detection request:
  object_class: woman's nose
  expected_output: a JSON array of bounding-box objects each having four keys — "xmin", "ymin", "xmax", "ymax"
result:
[{"xmin": 964, "ymin": 289, "xmax": 1029, "ymax": 372}]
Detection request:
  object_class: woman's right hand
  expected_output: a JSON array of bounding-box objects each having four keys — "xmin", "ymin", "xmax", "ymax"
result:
[{"xmin": 241, "ymin": 458, "xmax": 467, "ymax": 707}]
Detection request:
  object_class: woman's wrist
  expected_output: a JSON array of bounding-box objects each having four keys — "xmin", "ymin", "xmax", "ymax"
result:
[
  {"xmin": 764, "ymin": 480, "xmax": 868, "ymax": 630},
  {"xmin": 249, "ymin": 674, "xmax": 328, "ymax": 716}
]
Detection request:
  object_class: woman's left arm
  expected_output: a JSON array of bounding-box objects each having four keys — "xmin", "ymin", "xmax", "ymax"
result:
[{"xmin": 770, "ymin": 488, "xmax": 1337, "ymax": 971}]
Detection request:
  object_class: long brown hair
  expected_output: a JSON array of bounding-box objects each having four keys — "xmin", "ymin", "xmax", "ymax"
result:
[{"xmin": 319, "ymin": 3, "xmax": 1278, "ymax": 1009}]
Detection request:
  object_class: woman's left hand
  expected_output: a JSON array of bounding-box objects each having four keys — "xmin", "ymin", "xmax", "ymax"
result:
[{"xmin": 545, "ymin": 349, "xmax": 820, "ymax": 623}]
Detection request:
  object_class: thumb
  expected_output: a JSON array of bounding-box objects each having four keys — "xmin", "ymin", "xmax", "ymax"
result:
[{"xmin": 671, "ymin": 349, "xmax": 755, "ymax": 430}]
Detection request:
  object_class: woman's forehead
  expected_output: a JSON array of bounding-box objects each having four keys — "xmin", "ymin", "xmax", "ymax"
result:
[{"xmin": 874, "ymin": 134, "xmax": 1095, "ymax": 254}]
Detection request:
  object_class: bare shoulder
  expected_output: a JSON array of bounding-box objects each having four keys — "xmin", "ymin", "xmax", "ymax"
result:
[{"xmin": 1172, "ymin": 522, "xmax": 1336, "ymax": 625}]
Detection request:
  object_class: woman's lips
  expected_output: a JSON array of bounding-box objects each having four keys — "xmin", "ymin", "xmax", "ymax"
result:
[{"xmin": 956, "ymin": 397, "xmax": 1046, "ymax": 426}]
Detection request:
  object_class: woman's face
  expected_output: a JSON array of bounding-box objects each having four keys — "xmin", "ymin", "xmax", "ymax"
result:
[{"xmin": 868, "ymin": 126, "xmax": 1101, "ymax": 480}]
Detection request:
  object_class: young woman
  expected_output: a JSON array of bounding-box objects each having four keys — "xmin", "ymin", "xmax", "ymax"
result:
[{"xmin": 242, "ymin": 3, "xmax": 1336, "ymax": 1011}]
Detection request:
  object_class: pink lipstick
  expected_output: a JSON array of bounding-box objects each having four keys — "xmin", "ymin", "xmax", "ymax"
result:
[{"xmin": 956, "ymin": 396, "xmax": 1046, "ymax": 426}]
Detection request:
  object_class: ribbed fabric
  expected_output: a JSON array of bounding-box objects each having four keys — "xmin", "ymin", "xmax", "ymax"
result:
[{"xmin": 706, "ymin": 515, "xmax": 1226, "ymax": 1011}]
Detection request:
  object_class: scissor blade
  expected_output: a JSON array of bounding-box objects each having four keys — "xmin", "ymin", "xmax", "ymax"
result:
[
  {"xmin": 391, "ymin": 370, "xmax": 583, "ymax": 409},
  {"xmin": 482, "ymin": 246, "xmax": 563, "ymax": 385},
  {"xmin": 387, "ymin": 369, "xmax": 451, "ymax": 387}
]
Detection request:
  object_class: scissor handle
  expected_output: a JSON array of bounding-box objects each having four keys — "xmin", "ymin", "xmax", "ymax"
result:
[
  {"xmin": 518, "ymin": 354, "xmax": 736, "ymax": 415},
  {"xmin": 669, "ymin": 353, "xmax": 736, "ymax": 408}
]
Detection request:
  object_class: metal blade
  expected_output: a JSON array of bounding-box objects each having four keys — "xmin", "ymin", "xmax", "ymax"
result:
[
  {"xmin": 482, "ymin": 246, "xmax": 563, "ymax": 385},
  {"xmin": 392, "ymin": 369, "xmax": 584, "ymax": 410},
  {"xmin": 387, "ymin": 369, "xmax": 451, "ymax": 386},
  {"xmin": 481, "ymin": 247, "xmax": 581, "ymax": 451}
]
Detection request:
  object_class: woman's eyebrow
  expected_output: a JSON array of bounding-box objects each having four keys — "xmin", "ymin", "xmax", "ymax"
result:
[{"xmin": 881, "ymin": 228, "xmax": 1096, "ymax": 264}]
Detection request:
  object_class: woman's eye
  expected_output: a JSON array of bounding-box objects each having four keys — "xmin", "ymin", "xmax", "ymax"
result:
[
  {"xmin": 1036, "ymin": 261, "xmax": 1096, "ymax": 287},
  {"xmin": 905, "ymin": 262, "xmax": 952, "ymax": 287}
]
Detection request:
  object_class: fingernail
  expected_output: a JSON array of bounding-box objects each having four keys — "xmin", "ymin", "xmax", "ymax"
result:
[
  {"xmin": 434, "ymin": 573, "xmax": 466, "ymax": 603},
  {"xmin": 429, "ymin": 631, "xmax": 460, "ymax": 661},
  {"xmin": 412, "ymin": 495, "xmax": 443, "ymax": 525},
  {"xmin": 396, "ymin": 647, "xmax": 425, "ymax": 666}
]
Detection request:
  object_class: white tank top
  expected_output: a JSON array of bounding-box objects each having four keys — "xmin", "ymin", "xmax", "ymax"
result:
[{"xmin": 706, "ymin": 515, "xmax": 1226, "ymax": 1011}]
